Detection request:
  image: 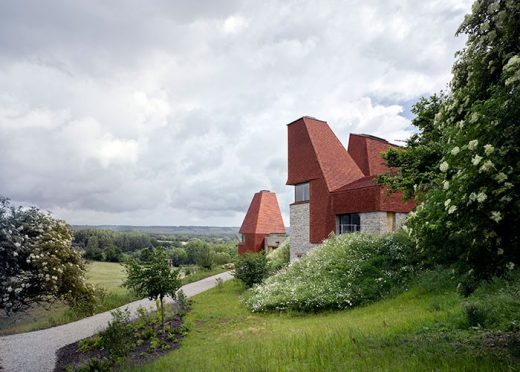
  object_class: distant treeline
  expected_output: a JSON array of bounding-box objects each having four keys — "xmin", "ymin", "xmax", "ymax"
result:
[{"xmin": 73, "ymin": 229, "xmax": 238, "ymax": 266}]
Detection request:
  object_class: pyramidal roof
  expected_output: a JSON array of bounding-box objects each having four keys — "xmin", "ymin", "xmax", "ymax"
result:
[
  {"xmin": 239, "ymin": 191, "xmax": 286, "ymax": 235},
  {"xmin": 287, "ymin": 117, "xmax": 364, "ymax": 191}
]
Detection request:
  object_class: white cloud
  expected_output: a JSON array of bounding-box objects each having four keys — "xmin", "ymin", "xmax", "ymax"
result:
[
  {"xmin": 0, "ymin": 0, "xmax": 473, "ymax": 226},
  {"xmin": 222, "ymin": 15, "xmax": 249, "ymax": 34}
]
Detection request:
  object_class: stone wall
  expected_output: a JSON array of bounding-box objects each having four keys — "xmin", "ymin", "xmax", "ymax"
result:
[
  {"xmin": 289, "ymin": 202, "xmax": 317, "ymax": 261},
  {"xmin": 395, "ymin": 212, "xmax": 408, "ymax": 229},
  {"xmin": 360, "ymin": 212, "xmax": 387, "ymax": 233}
]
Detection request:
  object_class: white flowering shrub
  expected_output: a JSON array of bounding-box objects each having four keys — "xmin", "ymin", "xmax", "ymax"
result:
[
  {"xmin": 242, "ymin": 232, "xmax": 417, "ymax": 312},
  {"xmin": 381, "ymin": 0, "xmax": 519, "ymax": 288},
  {"xmin": 267, "ymin": 239, "xmax": 290, "ymax": 273},
  {"xmin": 0, "ymin": 197, "xmax": 95, "ymax": 316}
]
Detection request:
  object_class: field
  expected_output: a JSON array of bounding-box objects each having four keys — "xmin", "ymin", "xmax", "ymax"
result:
[
  {"xmin": 0, "ymin": 262, "xmax": 136, "ymax": 335},
  {"xmin": 129, "ymin": 279, "xmax": 519, "ymax": 371},
  {"xmin": 0, "ymin": 262, "xmax": 227, "ymax": 336}
]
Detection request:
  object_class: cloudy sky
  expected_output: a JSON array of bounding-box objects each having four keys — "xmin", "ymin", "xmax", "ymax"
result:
[{"xmin": 0, "ymin": 0, "xmax": 472, "ymax": 227}]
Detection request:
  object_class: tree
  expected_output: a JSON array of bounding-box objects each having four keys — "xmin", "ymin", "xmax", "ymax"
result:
[
  {"xmin": 123, "ymin": 248, "xmax": 181, "ymax": 333},
  {"xmin": 0, "ymin": 197, "xmax": 95, "ymax": 316},
  {"xmin": 380, "ymin": 0, "xmax": 520, "ymax": 287},
  {"xmin": 233, "ymin": 252, "xmax": 269, "ymax": 288}
]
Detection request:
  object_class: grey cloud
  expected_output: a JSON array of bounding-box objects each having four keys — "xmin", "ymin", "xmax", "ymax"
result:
[{"xmin": 0, "ymin": 0, "xmax": 473, "ymax": 225}]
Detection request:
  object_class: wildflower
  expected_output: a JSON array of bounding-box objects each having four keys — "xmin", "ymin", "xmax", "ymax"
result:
[
  {"xmin": 451, "ymin": 146, "xmax": 460, "ymax": 155},
  {"xmin": 477, "ymin": 192, "xmax": 487, "ymax": 203},
  {"xmin": 472, "ymin": 154, "xmax": 482, "ymax": 166},
  {"xmin": 490, "ymin": 211, "xmax": 502, "ymax": 223},
  {"xmin": 443, "ymin": 181, "xmax": 450, "ymax": 190},
  {"xmin": 439, "ymin": 161, "xmax": 449, "ymax": 172},
  {"xmin": 506, "ymin": 262, "xmax": 515, "ymax": 271},
  {"xmin": 497, "ymin": 248, "xmax": 504, "ymax": 255},
  {"xmin": 448, "ymin": 205, "xmax": 457, "ymax": 214},
  {"xmin": 469, "ymin": 192, "xmax": 477, "ymax": 202},
  {"xmin": 495, "ymin": 172, "xmax": 508, "ymax": 183},
  {"xmin": 468, "ymin": 139, "xmax": 478, "ymax": 150},
  {"xmin": 484, "ymin": 144, "xmax": 494, "ymax": 155},
  {"xmin": 7, "ymin": 287, "xmax": 12, "ymax": 292},
  {"xmin": 444, "ymin": 199, "xmax": 451, "ymax": 208}
]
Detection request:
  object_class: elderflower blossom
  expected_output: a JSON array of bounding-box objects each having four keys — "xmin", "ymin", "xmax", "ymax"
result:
[
  {"xmin": 444, "ymin": 199, "xmax": 451, "ymax": 208},
  {"xmin": 506, "ymin": 262, "xmax": 515, "ymax": 271},
  {"xmin": 443, "ymin": 181, "xmax": 450, "ymax": 190},
  {"xmin": 497, "ymin": 248, "xmax": 504, "ymax": 255},
  {"xmin": 484, "ymin": 144, "xmax": 494, "ymax": 155},
  {"xmin": 477, "ymin": 192, "xmax": 487, "ymax": 203},
  {"xmin": 479, "ymin": 160, "xmax": 494, "ymax": 172},
  {"xmin": 490, "ymin": 211, "xmax": 502, "ymax": 223},
  {"xmin": 451, "ymin": 146, "xmax": 460, "ymax": 155},
  {"xmin": 448, "ymin": 205, "xmax": 457, "ymax": 214},
  {"xmin": 468, "ymin": 139, "xmax": 479, "ymax": 150},
  {"xmin": 495, "ymin": 172, "xmax": 508, "ymax": 183},
  {"xmin": 472, "ymin": 154, "xmax": 482, "ymax": 166},
  {"xmin": 439, "ymin": 161, "xmax": 449, "ymax": 172}
]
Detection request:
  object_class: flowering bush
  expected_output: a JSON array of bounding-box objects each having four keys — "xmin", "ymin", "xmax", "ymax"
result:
[
  {"xmin": 242, "ymin": 232, "xmax": 417, "ymax": 312},
  {"xmin": 0, "ymin": 197, "xmax": 95, "ymax": 316},
  {"xmin": 267, "ymin": 239, "xmax": 290, "ymax": 274},
  {"xmin": 381, "ymin": 0, "xmax": 519, "ymax": 285}
]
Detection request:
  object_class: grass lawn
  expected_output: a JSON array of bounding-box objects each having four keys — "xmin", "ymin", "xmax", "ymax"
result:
[{"xmin": 128, "ymin": 279, "xmax": 519, "ymax": 371}]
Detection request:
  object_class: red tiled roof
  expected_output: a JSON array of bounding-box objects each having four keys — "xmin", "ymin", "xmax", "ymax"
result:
[
  {"xmin": 287, "ymin": 117, "xmax": 364, "ymax": 191},
  {"xmin": 333, "ymin": 175, "xmax": 378, "ymax": 192},
  {"xmin": 239, "ymin": 191, "xmax": 286, "ymax": 235},
  {"xmin": 348, "ymin": 133, "xmax": 399, "ymax": 176}
]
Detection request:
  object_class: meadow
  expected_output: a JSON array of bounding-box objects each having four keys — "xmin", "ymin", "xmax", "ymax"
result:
[
  {"xmin": 128, "ymin": 277, "xmax": 519, "ymax": 371},
  {"xmin": 0, "ymin": 262, "xmax": 227, "ymax": 335}
]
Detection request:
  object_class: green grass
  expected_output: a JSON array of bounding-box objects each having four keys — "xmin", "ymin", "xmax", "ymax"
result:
[
  {"xmin": 128, "ymin": 278, "xmax": 519, "ymax": 371},
  {"xmin": 0, "ymin": 262, "xmax": 231, "ymax": 335},
  {"xmin": 181, "ymin": 266, "xmax": 229, "ymax": 285}
]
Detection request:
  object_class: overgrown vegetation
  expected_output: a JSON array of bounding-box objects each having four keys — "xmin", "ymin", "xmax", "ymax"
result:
[
  {"xmin": 379, "ymin": 0, "xmax": 520, "ymax": 285},
  {"xmin": 130, "ymin": 278, "xmax": 519, "ymax": 371},
  {"xmin": 267, "ymin": 239, "xmax": 290, "ymax": 273},
  {"xmin": 0, "ymin": 197, "xmax": 95, "ymax": 316},
  {"xmin": 243, "ymin": 233, "xmax": 417, "ymax": 312}
]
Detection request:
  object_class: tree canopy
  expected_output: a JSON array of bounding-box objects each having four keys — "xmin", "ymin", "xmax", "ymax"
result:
[
  {"xmin": 0, "ymin": 197, "xmax": 95, "ymax": 316},
  {"xmin": 380, "ymin": 0, "xmax": 520, "ymax": 288}
]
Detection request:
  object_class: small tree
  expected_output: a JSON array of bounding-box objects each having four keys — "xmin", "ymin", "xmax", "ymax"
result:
[
  {"xmin": 123, "ymin": 248, "xmax": 181, "ymax": 333},
  {"xmin": 233, "ymin": 252, "xmax": 269, "ymax": 288},
  {"xmin": 0, "ymin": 197, "xmax": 95, "ymax": 316}
]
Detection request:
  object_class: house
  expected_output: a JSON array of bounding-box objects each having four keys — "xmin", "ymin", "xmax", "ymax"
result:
[
  {"xmin": 286, "ymin": 116, "xmax": 415, "ymax": 260},
  {"xmin": 238, "ymin": 190, "xmax": 288, "ymax": 255}
]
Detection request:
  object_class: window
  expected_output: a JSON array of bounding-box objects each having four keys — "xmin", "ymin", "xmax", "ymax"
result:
[
  {"xmin": 337, "ymin": 213, "xmax": 361, "ymax": 234},
  {"xmin": 295, "ymin": 182, "xmax": 310, "ymax": 202},
  {"xmin": 240, "ymin": 233, "xmax": 245, "ymax": 242}
]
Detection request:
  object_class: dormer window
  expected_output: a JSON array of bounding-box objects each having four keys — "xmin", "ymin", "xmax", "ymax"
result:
[{"xmin": 295, "ymin": 182, "xmax": 310, "ymax": 202}]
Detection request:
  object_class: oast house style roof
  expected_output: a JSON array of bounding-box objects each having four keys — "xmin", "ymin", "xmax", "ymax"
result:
[
  {"xmin": 286, "ymin": 116, "xmax": 415, "ymax": 244},
  {"xmin": 239, "ymin": 190, "xmax": 286, "ymax": 235}
]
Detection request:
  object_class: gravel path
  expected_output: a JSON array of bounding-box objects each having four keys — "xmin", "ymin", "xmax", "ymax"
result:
[{"xmin": 0, "ymin": 271, "xmax": 233, "ymax": 372}]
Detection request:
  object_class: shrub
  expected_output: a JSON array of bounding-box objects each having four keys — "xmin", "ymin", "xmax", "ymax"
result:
[
  {"xmin": 243, "ymin": 232, "xmax": 417, "ymax": 312},
  {"xmin": 76, "ymin": 358, "xmax": 111, "ymax": 372},
  {"xmin": 233, "ymin": 252, "xmax": 269, "ymax": 288},
  {"xmin": 267, "ymin": 240, "xmax": 290, "ymax": 274},
  {"xmin": 100, "ymin": 308, "xmax": 133, "ymax": 360}
]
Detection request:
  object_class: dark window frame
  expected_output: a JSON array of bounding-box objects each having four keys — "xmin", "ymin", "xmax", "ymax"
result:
[
  {"xmin": 295, "ymin": 182, "xmax": 310, "ymax": 202},
  {"xmin": 337, "ymin": 213, "xmax": 361, "ymax": 234}
]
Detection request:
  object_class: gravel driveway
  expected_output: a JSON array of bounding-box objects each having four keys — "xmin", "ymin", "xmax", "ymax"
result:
[{"xmin": 0, "ymin": 271, "xmax": 233, "ymax": 372}]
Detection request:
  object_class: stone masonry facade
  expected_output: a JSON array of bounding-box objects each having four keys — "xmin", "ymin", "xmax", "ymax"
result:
[{"xmin": 289, "ymin": 202, "xmax": 317, "ymax": 261}]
